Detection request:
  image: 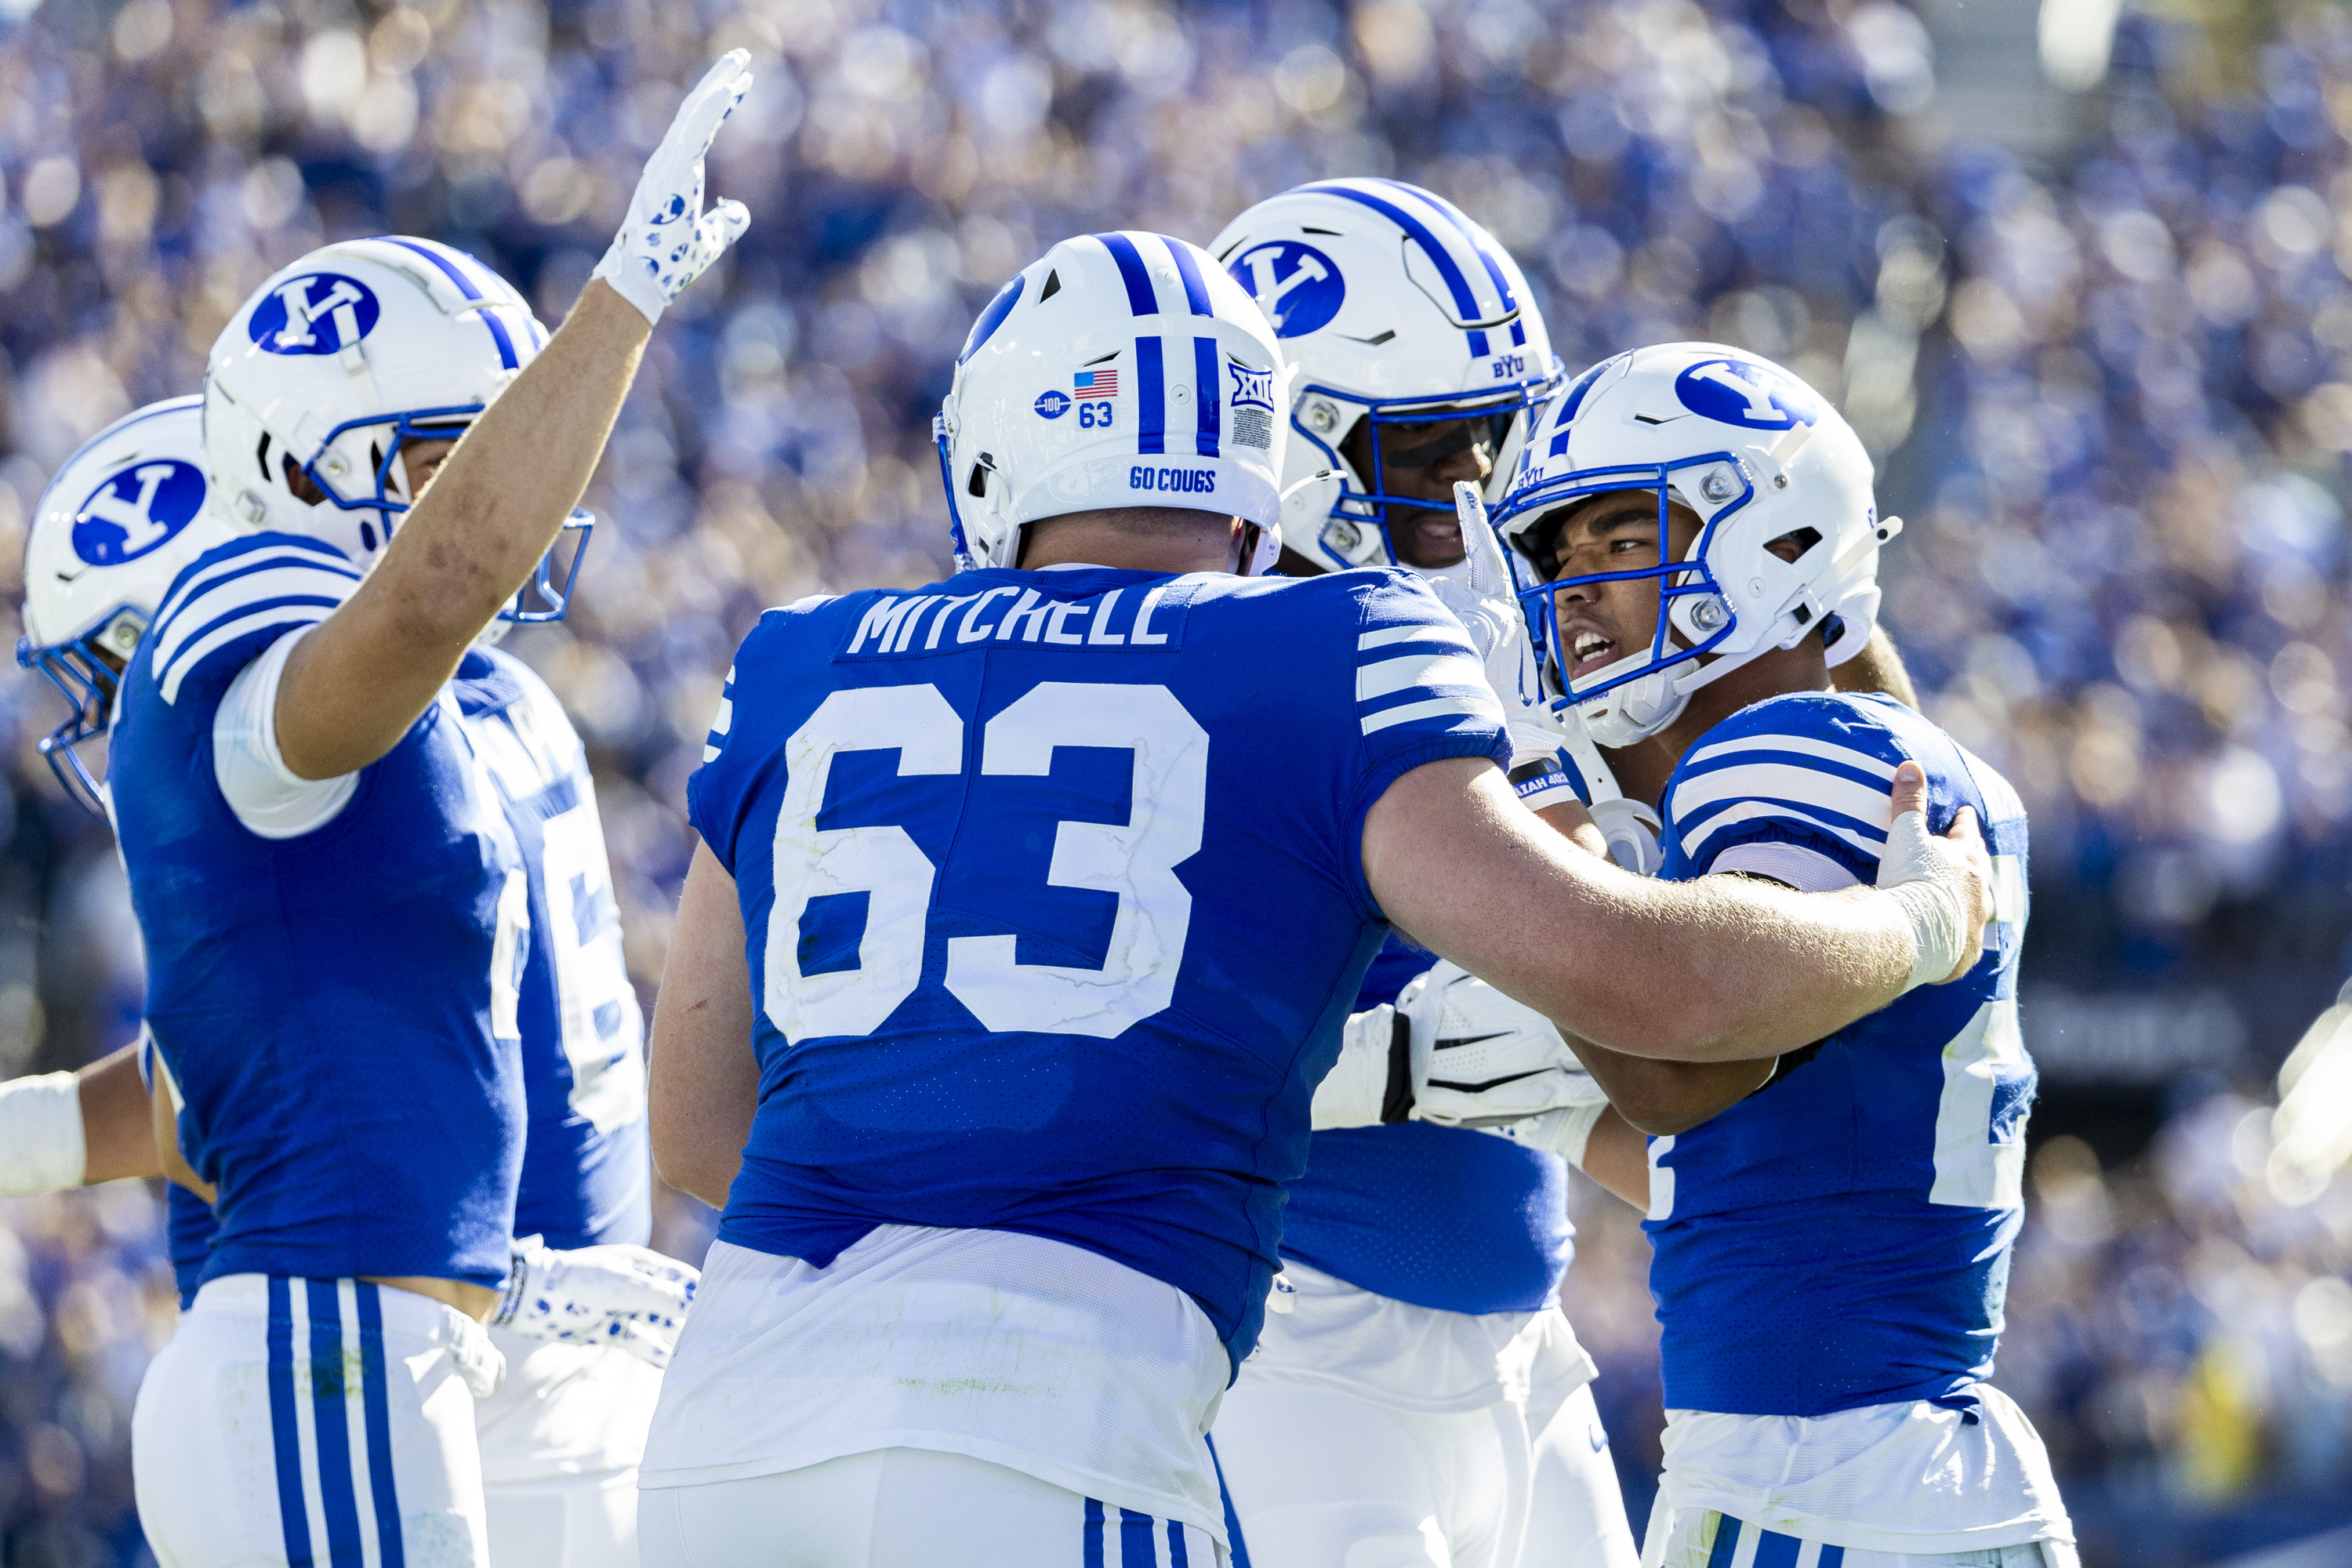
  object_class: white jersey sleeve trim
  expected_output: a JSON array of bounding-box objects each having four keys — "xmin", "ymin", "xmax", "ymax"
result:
[
  {"xmin": 212, "ymin": 626, "xmax": 361, "ymax": 840},
  {"xmin": 1710, "ymin": 841, "xmax": 1860, "ymax": 892}
]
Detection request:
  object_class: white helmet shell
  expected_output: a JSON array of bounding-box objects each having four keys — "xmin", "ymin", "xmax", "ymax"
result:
[
  {"xmin": 204, "ymin": 236, "xmax": 546, "ymax": 565},
  {"xmin": 1207, "ymin": 180, "xmax": 1563, "ymax": 572},
  {"xmin": 1494, "ymin": 343, "xmax": 1897, "ymax": 746},
  {"xmin": 938, "ymin": 230, "xmax": 1290, "ymax": 572},
  {"xmin": 17, "ymin": 396, "xmax": 236, "ymax": 808}
]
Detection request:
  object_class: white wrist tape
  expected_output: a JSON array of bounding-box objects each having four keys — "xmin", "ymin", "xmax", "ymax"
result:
[
  {"xmin": 1879, "ymin": 807, "xmax": 1966, "ymax": 991},
  {"xmin": 0, "ymin": 1072, "xmax": 86, "ymax": 1196},
  {"xmin": 1312, "ymin": 1004, "xmax": 1403, "ymax": 1130},
  {"xmin": 1549, "ymin": 1101, "xmax": 1609, "ymax": 1171}
]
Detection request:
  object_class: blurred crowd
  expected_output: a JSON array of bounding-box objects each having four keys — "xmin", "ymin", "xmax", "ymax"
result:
[{"xmin": 2, "ymin": 0, "xmax": 2351, "ymax": 1563}]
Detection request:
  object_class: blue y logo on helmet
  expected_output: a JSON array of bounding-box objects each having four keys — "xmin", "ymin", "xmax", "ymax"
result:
[
  {"xmin": 1228, "ymin": 241, "xmax": 1345, "ymax": 338},
  {"xmin": 248, "ymin": 273, "xmax": 382, "ymax": 356},
  {"xmin": 72, "ymin": 460, "xmax": 206, "ymax": 565},
  {"xmin": 1673, "ymin": 359, "xmax": 1821, "ymax": 430}
]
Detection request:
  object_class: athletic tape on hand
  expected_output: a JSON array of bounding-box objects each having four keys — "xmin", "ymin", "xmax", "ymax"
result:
[{"xmin": 1878, "ymin": 807, "xmax": 1968, "ymax": 991}]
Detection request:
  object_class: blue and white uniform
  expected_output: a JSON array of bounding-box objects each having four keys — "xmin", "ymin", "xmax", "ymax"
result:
[
  {"xmin": 640, "ymin": 564, "xmax": 1512, "ymax": 1554},
  {"xmin": 116, "ymin": 532, "xmax": 525, "ymax": 1568},
  {"xmin": 1637, "ymin": 691, "xmax": 2073, "ymax": 1566},
  {"xmin": 133, "ymin": 610, "xmax": 663, "ymax": 1568}
]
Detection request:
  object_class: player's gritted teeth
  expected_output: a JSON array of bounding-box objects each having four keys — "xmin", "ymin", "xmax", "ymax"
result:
[{"xmin": 1560, "ymin": 613, "xmax": 1621, "ymax": 680}]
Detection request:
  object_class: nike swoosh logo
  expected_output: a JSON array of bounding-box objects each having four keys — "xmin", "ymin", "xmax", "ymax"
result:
[
  {"xmin": 1435, "ymin": 1032, "xmax": 1512, "ymax": 1051},
  {"xmin": 1425, "ymin": 1069, "xmax": 1550, "ymax": 1093}
]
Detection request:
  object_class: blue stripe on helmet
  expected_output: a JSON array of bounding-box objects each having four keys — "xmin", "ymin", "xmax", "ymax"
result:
[
  {"xmin": 1377, "ymin": 179, "xmax": 1521, "ymax": 312},
  {"xmin": 1162, "ymin": 235, "xmax": 1213, "ymax": 315},
  {"xmin": 1193, "ymin": 336, "xmax": 1220, "ymax": 458},
  {"xmin": 378, "ymin": 237, "xmax": 518, "ymax": 368},
  {"xmin": 305, "ymin": 1279, "xmax": 365, "ymax": 1566},
  {"xmin": 354, "ymin": 1284, "xmax": 405, "ymax": 1568},
  {"xmin": 266, "ymin": 1278, "xmax": 314, "ymax": 1568},
  {"xmin": 1136, "ymin": 336, "xmax": 1166, "ymax": 454},
  {"xmin": 960, "ymin": 273, "xmax": 1025, "ymax": 365},
  {"xmin": 1094, "ymin": 233, "xmax": 1159, "ymax": 316},
  {"xmin": 476, "ymin": 309, "xmax": 519, "ymax": 370},
  {"xmin": 1307, "ymin": 182, "xmax": 1490, "ymax": 356}
]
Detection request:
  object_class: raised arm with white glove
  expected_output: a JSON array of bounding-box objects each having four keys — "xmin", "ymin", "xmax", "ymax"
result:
[
  {"xmin": 492, "ymin": 1236, "xmax": 701, "ymax": 1369},
  {"xmin": 1312, "ymin": 960, "xmax": 1600, "ymax": 1133}
]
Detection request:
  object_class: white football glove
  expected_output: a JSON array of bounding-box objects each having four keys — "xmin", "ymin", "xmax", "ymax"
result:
[
  {"xmin": 492, "ymin": 1237, "xmax": 699, "ymax": 1368},
  {"xmin": 592, "ymin": 51, "xmax": 753, "ymax": 326},
  {"xmin": 1422, "ymin": 482, "xmax": 1541, "ymax": 710},
  {"xmin": 1311, "ymin": 1001, "xmax": 1406, "ymax": 1130},
  {"xmin": 1403, "ymin": 960, "xmax": 1599, "ymax": 1128}
]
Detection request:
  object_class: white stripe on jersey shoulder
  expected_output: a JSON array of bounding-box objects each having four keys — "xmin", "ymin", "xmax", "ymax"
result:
[
  {"xmin": 1679, "ymin": 798, "xmax": 1887, "ymax": 865},
  {"xmin": 159, "ymin": 608, "xmax": 328, "ymax": 705},
  {"xmin": 151, "ymin": 561, "xmax": 358, "ymax": 677},
  {"xmin": 151, "ymin": 543, "xmax": 358, "ymax": 639},
  {"xmin": 1710, "ymin": 841, "xmax": 1860, "ymax": 892},
  {"xmin": 1669, "ymin": 762, "xmax": 1894, "ymax": 839},
  {"xmin": 1681, "ymin": 730, "xmax": 1901, "ymax": 782},
  {"xmin": 1361, "ymin": 693, "xmax": 1502, "ymax": 735},
  {"xmin": 1359, "ymin": 622, "xmax": 1473, "ymax": 653},
  {"xmin": 1357, "ymin": 650, "xmax": 1488, "ymax": 702}
]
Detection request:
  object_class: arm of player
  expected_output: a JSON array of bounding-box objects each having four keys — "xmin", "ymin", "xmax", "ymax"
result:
[
  {"xmin": 1562, "ymin": 1034, "xmax": 1773, "ymax": 1137},
  {"xmin": 273, "ymin": 54, "xmax": 753, "ymax": 780},
  {"xmin": 0, "ymin": 1043, "xmax": 162, "ymax": 1194},
  {"xmin": 648, "ymin": 841, "xmax": 760, "ymax": 1210},
  {"xmin": 1363, "ymin": 758, "xmax": 1988, "ymax": 1064},
  {"xmin": 1577, "ymin": 1107, "xmax": 1650, "ymax": 1210}
]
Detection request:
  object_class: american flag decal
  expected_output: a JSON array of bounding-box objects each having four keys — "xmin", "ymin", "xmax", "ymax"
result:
[{"xmin": 1073, "ymin": 369, "xmax": 1120, "ymax": 399}]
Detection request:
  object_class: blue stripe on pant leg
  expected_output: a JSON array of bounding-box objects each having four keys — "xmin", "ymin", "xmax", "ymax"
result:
[
  {"xmin": 354, "ymin": 1283, "xmax": 405, "ymax": 1568},
  {"xmin": 1817, "ymin": 1548, "xmax": 1845, "ymax": 1567},
  {"xmin": 1204, "ymin": 1434, "xmax": 1251, "ymax": 1568},
  {"xmin": 1166, "ymin": 1519, "xmax": 1190, "ymax": 1568},
  {"xmin": 1083, "ymin": 1497, "xmax": 1107, "ymax": 1567},
  {"xmin": 1704, "ymin": 1513, "xmax": 1744, "ymax": 1568},
  {"xmin": 306, "ymin": 1280, "xmax": 364, "ymax": 1566},
  {"xmin": 266, "ymin": 1278, "xmax": 314, "ymax": 1568},
  {"xmin": 1752, "ymin": 1528, "xmax": 1801, "ymax": 1568},
  {"xmin": 1120, "ymin": 1508, "xmax": 1155, "ymax": 1567}
]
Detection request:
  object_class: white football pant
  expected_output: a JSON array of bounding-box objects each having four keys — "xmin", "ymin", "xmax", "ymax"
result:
[
  {"xmin": 134, "ymin": 1275, "xmax": 499, "ymax": 1568},
  {"xmin": 1211, "ymin": 1378, "xmax": 1636, "ymax": 1568},
  {"xmin": 477, "ymin": 1325, "xmax": 665, "ymax": 1568},
  {"xmin": 1640, "ymin": 1510, "xmax": 2082, "ymax": 1568},
  {"xmin": 638, "ymin": 1446, "xmax": 1226, "ymax": 1568}
]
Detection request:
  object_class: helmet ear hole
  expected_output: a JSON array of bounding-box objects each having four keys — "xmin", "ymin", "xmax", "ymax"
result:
[
  {"xmin": 1038, "ymin": 270, "xmax": 1061, "ymax": 303},
  {"xmin": 967, "ymin": 455, "xmax": 993, "ymax": 499}
]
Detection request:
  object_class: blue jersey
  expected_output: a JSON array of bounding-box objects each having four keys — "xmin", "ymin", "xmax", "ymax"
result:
[
  {"xmin": 111, "ymin": 533, "xmax": 526, "ymax": 1290},
  {"xmin": 1278, "ymin": 942, "xmax": 1573, "ymax": 1316},
  {"xmin": 458, "ymin": 648, "xmax": 652, "ymax": 1250},
  {"xmin": 688, "ymin": 565, "xmax": 1512, "ymax": 1363},
  {"xmin": 1649, "ymin": 691, "xmax": 2033, "ymax": 1416}
]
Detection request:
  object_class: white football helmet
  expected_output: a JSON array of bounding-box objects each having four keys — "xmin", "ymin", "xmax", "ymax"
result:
[
  {"xmin": 937, "ymin": 230, "xmax": 1290, "ymax": 573},
  {"xmin": 1207, "ymin": 180, "xmax": 1563, "ymax": 572},
  {"xmin": 204, "ymin": 236, "xmax": 588, "ymax": 620},
  {"xmin": 16, "ymin": 397, "xmax": 236, "ymax": 811},
  {"xmin": 1493, "ymin": 343, "xmax": 1900, "ymax": 746}
]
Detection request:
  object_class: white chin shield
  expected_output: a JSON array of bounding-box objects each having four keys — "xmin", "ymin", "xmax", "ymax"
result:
[{"xmin": 1571, "ymin": 650, "xmax": 1691, "ymax": 747}]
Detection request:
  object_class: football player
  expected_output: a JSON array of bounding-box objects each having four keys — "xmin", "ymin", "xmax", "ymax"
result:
[
  {"xmin": 1485, "ymin": 343, "xmax": 2074, "ymax": 1566},
  {"xmin": 5, "ymin": 411, "xmax": 688, "ymax": 1566},
  {"xmin": 1203, "ymin": 180, "xmax": 1636, "ymax": 1568},
  {"xmin": 105, "ymin": 55, "xmax": 752, "ymax": 1568},
  {"xmin": 640, "ymin": 230, "xmax": 1995, "ymax": 1568}
]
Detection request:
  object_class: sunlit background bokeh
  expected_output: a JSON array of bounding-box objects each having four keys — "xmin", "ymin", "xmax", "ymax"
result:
[{"xmin": 4, "ymin": 0, "xmax": 2352, "ymax": 1563}]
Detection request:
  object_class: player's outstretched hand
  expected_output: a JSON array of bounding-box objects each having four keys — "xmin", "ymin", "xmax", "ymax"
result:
[
  {"xmin": 1404, "ymin": 961, "xmax": 1606, "ymax": 1127},
  {"xmin": 1875, "ymin": 760, "xmax": 1991, "ymax": 989},
  {"xmin": 1425, "ymin": 481, "xmax": 1539, "ymax": 709},
  {"xmin": 592, "ymin": 51, "xmax": 754, "ymax": 326},
  {"xmin": 493, "ymin": 1237, "xmax": 700, "ymax": 1368}
]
